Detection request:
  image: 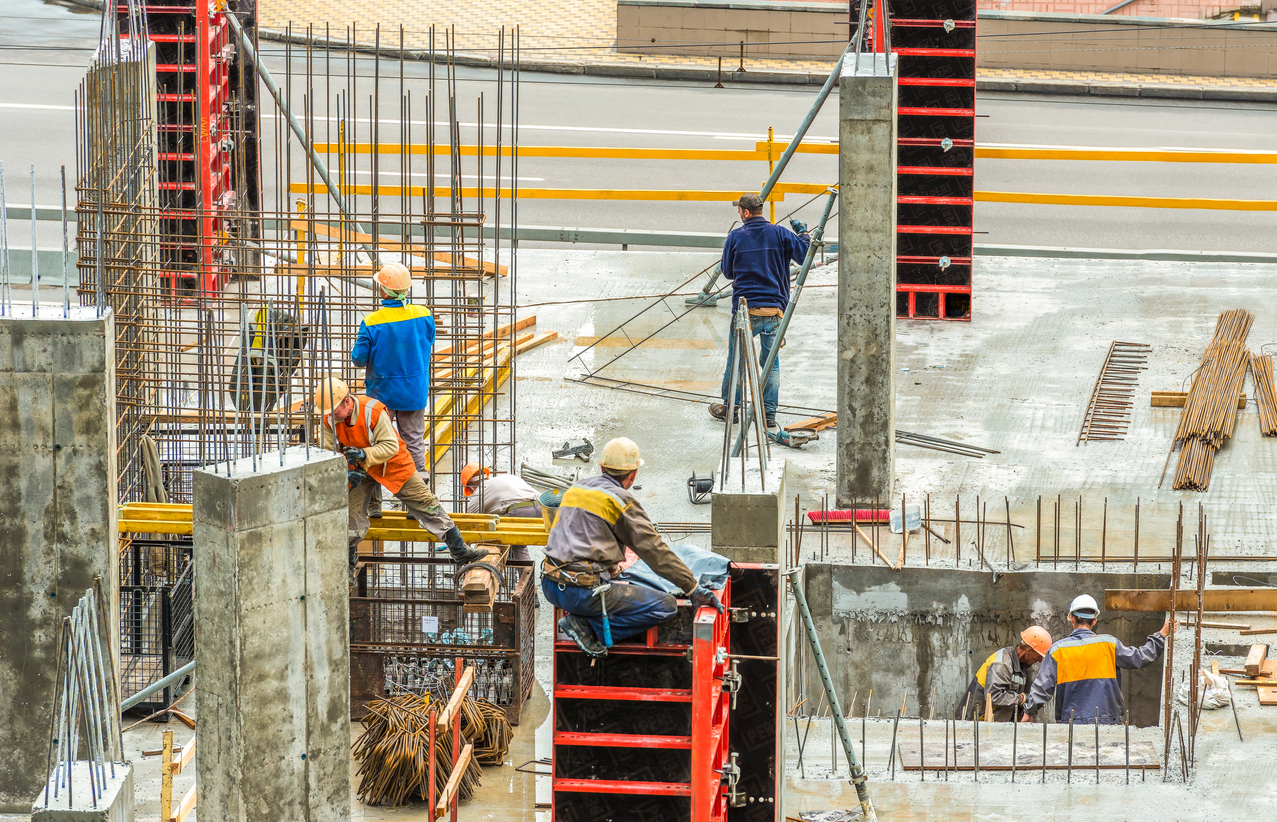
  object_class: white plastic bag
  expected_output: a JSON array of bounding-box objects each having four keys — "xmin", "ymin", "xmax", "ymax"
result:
[{"xmin": 1176, "ymin": 668, "xmax": 1231, "ymax": 710}]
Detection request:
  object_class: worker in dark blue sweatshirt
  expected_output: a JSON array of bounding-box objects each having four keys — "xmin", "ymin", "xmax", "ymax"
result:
[{"xmin": 709, "ymin": 193, "xmax": 810, "ymax": 429}]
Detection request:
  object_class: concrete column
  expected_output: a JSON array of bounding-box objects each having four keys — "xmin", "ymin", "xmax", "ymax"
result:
[
  {"xmin": 711, "ymin": 461, "xmax": 787, "ymax": 564},
  {"xmin": 836, "ymin": 53, "xmax": 898, "ymax": 506},
  {"xmin": 0, "ymin": 307, "xmax": 118, "ymax": 812},
  {"xmin": 193, "ymin": 447, "xmax": 350, "ymax": 822}
]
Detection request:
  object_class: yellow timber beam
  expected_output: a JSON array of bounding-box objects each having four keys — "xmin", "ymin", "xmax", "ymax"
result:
[{"xmin": 287, "ymin": 183, "xmax": 830, "ymax": 201}]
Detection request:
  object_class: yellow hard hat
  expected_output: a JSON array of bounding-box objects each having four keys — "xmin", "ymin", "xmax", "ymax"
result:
[
  {"xmin": 374, "ymin": 262, "xmax": 412, "ymax": 293},
  {"xmin": 1021, "ymin": 626, "xmax": 1053, "ymax": 657},
  {"xmin": 460, "ymin": 463, "xmax": 491, "ymax": 496},
  {"xmin": 313, "ymin": 376, "xmax": 350, "ymax": 416},
  {"xmin": 599, "ymin": 437, "xmax": 644, "ymax": 472}
]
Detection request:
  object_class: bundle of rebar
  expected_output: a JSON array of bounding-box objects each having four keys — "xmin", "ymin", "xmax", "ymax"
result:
[
  {"xmin": 1077, "ymin": 341, "xmax": 1150, "ymax": 444},
  {"xmin": 1251, "ymin": 353, "xmax": 1277, "ymax": 436},
  {"xmin": 1172, "ymin": 309, "xmax": 1253, "ymax": 491},
  {"xmin": 466, "ymin": 698, "xmax": 513, "ymax": 765}
]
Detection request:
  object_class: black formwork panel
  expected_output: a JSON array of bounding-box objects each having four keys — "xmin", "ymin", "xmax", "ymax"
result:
[
  {"xmin": 119, "ymin": 537, "xmax": 194, "ymax": 715},
  {"xmin": 554, "ymin": 794, "xmax": 691, "ymax": 822},
  {"xmin": 727, "ymin": 564, "xmax": 781, "ymax": 822}
]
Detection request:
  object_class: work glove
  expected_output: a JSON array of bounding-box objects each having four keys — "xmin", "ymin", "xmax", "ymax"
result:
[
  {"xmin": 347, "ymin": 468, "xmax": 368, "ymax": 491},
  {"xmin": 789, "ymin": 219, "xmax": 808, "ymax": 235},
  {"xmin": 344, "ymin": 446, "xmax": 367, "ymax": 464},
  {"xmin": 689, "ymin": 585, "xmax": 725, "ymax": 614}
]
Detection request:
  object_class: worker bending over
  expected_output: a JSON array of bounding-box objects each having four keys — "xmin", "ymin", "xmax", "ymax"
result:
[
  {"xmin": 1023, "ymin": 594, "xmax": 1173, "ymax": 725},
  {"xmin": 351, "ymin": 263, "xmax": 434, "ymax": 516},
  {"xmin": 957, "ymin": 626, "xmax": 1052, "ymax": 722},
  {"xmin": 708, "ymin": 193, "xmax": 810, "ymax": 430},
  {"xmin": 316, "ymin": 376, "xmax": 485, "ymax": 576},
  {"xmin": 542, "ymin": 437, "xmax": 723, "ymax": 658},
  {"xmin": 462, "ymin": 464, "xmax": 541, "ymax": 563}
]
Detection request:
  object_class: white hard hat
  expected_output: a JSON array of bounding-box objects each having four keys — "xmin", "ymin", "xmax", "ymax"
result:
[
  {"xmin": 599, "ymin": 437, "xmax": 644, "ymax": 472},
  {"xmin": 1069, "ymin": 594, "xmax": 1100, "ymax": 619}
]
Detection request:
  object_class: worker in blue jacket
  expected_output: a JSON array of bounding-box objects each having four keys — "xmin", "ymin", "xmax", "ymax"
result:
[
  {"xmin": 708, "ymin": 193, "xmax": 809, "ymax": 430},
  {"xmin": 352, "ymin": 262, "xmax": 435, "ymax": 514},
  {"xmin": 1023, "ymin": 594, "xmax": 1173, "ymax": 725}
]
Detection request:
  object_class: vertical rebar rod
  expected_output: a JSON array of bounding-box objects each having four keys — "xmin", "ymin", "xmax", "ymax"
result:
[{"xmin": 30, "ymin": 164, "xmax": 39, "ymax": 313}]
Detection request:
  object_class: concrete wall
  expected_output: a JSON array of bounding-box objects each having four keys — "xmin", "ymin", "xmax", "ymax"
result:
[
  {"xmin": 979, "ymin": 11, "xmax": 1277, "ymax": 77},
  {"xmin": 617, "ymin": 0, "xmax": 846, "ymax": 58},
  {"xmin": 836, "ymin": 55, "xmax": 896, "ymax": 507},
  {"xmin": 0, "ymin": 307, "xmax": 118, "ymax": 812},
  {"xmin": 711, "ymin": 461, "xmax": 788, "ymax": 564},
  {"xmin": 797, "ymin": 565, "xmax": 1170, "ymax": 727},
  {"xmin": 193, "ymin": 447, "xmax": 350, "ymax": 822}
]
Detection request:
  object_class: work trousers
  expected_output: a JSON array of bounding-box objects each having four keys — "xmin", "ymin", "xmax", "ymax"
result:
[
  {"xmin": 542, "ymin": 577, "xmax": 677, "ymax": 643},
  {"xmin": 720, "ymin": 314, "xmax": 780, "ymax": 418},
  {"xmin": 349, "ymin": 472, "xmax": 454, "ymax": 569},
  {"xmin": 503, "ymin": 502, "xmax": 541, "ymax": 562},
  {"xmin": 367, "ymin": 408, "xmax": 427, "ymax": 513}
]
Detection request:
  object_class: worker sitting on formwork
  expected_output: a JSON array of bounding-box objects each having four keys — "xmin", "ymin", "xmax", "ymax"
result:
[
  {"xmin": 1023, "ymin": 594, "xmax": 1174, "ymax": 725},
  {"xmin": 708, "ymin": 192, "xmax": 810, "ymax": 430},
  {"xmin": 316, "ymin": 376, "xmax": 486, "ymax": 578},
  {"xmin": 542, "ymin": 437, "xmax": 724, "ymax": 658},
  {"xmin": 351, "ymin": 262, "xmax": 435, "ymax": 517},
  {"xmin": 956, "ymin": 626, "xmax": 1053, "ymax": 721}
]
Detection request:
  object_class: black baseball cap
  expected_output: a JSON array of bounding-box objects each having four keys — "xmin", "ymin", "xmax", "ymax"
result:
[{"xmin": 733, "ymin": 193, "xmax": 764, "ymax": 209}]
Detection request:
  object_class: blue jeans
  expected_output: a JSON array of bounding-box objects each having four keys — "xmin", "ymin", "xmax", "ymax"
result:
[
  {"xmin": 721, "ymin": 314, "xmax": 780, "ymax": 418},
  {"xmin": 542, "ymin": 577, "xmax": 677, "ymax": 643}
]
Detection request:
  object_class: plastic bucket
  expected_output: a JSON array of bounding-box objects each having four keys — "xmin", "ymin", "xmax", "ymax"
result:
[{"xmin": 538, "ymin": 488, "xmax": 564, "ymax": 533}]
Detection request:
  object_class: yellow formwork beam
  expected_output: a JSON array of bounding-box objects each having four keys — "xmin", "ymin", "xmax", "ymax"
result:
[
  {"xmin": 974, "ymin": 190, "xmax": 1277, "ymax": 211},
  {"xmin": 286, "ymin": 183, "xmax": 829, "ymax": 201},
  {"xmin": 975, "ymin": 145, "xmax": 1277, "ymax": 164}
]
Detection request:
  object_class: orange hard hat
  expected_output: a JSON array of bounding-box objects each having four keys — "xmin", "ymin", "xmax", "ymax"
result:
[
  {"xmin": 460, "ymin": 463, "xmax": 491, "ymax": 496},
  {"xmin": 1021, "ymin": 626, "xmax": 1053, "ymax": 657}
]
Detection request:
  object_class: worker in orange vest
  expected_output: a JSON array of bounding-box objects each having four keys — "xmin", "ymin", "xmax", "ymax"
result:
[{"xmin": 316, "ymin": 376, "xmax": 486, "ymax": 577}]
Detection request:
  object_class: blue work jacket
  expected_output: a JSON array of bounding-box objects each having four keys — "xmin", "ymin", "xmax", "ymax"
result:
[
  {"xmin": 720, "ymin": 216, "xmax": 810, "ymax": 313},
  {"xmin": 1025, "ymin": 627, "xmax": 1165, "ymax": 725},
  {"xmin": 351, "ymin": 299, "xmax": 435, "ymax": 411}
]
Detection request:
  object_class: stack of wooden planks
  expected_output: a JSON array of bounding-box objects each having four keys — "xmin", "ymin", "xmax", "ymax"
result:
[
  {"xmin": 460, "ymin": 543, "xmax": 508, "ymax": 613},
  {"xmin": 1222, "ymin": 644, "xmax": 1277, "ymax": 706}
]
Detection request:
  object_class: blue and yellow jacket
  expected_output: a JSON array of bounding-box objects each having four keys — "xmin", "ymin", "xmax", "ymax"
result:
[
  {"xmin": 351, "ymin": 298, "xmax": 435, "ymax": 411},
  {"xmin": 1026, "ymin": 627, "xmax": 1165, "ymax": 725}
]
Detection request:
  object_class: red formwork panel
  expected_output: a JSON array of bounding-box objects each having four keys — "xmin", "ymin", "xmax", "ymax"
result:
[
  {"xmin": 852, "ymin": 0, "xmax": 977, "ymax": 321},
  {"xmin": 124, "ymin": 0, "xmax": 259, "ymax": 294},
  {"xmin": 551, "ymin": 582, "xmax": 733, "ymax": 822}
]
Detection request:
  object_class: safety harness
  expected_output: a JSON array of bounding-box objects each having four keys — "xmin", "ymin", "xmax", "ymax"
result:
[{"xmin": 540, "ymin": 556, "xmax": 618, "ymax": 648}]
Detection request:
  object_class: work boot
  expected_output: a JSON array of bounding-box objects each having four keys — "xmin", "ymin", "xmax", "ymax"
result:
[
  {"xmin": 558, "ymin": 614, "xmax": 607, "ymax": 658},
  {"xmin": 766, "ymin": 415, "xmax": 777, "ymax": 430},
  {"xmin": 708, "ymin": 403, "xmax": 739, "ymax": 423},
  {"xmin": 443, "ymin": 526, "xmax": 487, "ymax": 563}
]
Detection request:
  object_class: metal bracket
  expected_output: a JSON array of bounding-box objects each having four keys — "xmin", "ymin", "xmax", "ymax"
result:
[
  {"xmin": 723, "ymin": 752, "xmax": 745, "ymax": 807},
  {"xmin": 722, "ymin": 660, "xmax": 742, "ymax": 709},
  {"xmin": 729, "ymin": 607, "xmax": 751, "ymax": 623}
]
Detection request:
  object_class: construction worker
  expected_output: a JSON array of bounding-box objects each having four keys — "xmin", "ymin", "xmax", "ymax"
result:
[
  {"xmin": 462, "ymin": 464, "xmax": 540, "ymax": 563},
  {"xmin": 315, "ymin": 376, "xmax": 485, "ymax": 576},
  {"xmin": 708, "ymin": 193, "xmax": 810, "ymax": 430},
  {"xmin": 1023, "ymin": 594, "xmax": 1174, "ymax": 725},
  {"xmin": 351, "ymin": 262, "xmax": 433, "ymax": 517},
  {"xmin": 542, "ymin": 437, "xmax": 724, "ymax": 658},
  {"xmin": 957, "ymin": 627, "xmax": 1053, "ymax": 722}
]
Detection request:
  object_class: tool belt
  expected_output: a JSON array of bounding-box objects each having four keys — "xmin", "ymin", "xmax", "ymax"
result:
[{"xmin": 541, "ymin": 555, "xmax": 614, "ymax": 589}]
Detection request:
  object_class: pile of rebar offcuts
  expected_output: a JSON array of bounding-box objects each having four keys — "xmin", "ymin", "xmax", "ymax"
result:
[
  {"xmin": 1168, "ymin": 309, "xmax": 1276, "ymax": 490},
  {"xmin": 352, "ymin": 690, "xmax": 512, "ymax": 807}
]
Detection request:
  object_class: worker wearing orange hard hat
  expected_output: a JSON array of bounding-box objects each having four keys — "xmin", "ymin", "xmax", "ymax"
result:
[
  {"xmin": 957, "ymin": 626, "xmax": 1053, "ymax": 722},
  {"xmin": 462, "ymin": 463, "xmax": 541, "ymax": 563}
]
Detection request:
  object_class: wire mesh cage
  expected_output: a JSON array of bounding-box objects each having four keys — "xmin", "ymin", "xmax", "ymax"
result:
[
  {"xmin": 351, "ymin": 557, "xmax": 535, "ymax": 724},
  {"xmin": 119, "ymin": 537, "xmax": 195, "ymax": 714}
]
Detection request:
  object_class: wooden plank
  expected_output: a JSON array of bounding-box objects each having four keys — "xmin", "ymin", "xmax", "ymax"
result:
[
  {"xmin": 1231, "ymin": 678, "xmax": 1277, "ymax": 687},
  {"xmin": 434, "ymin": 316, "xmax": 536, "ymax": 356},
  {"xmin": 1221, "ymin": 660, "xmax": 1277, "ymax": 677},
  {"xmin": 437, "ymin": 665, "xmax": 475, "ymax": 729},
  {"xmin": 1240, "ymin": 627, "xmax": 1277, "ymax": 636},
  {"xmin": 516, "ymin": 330, "xmax": 559, "ymax": 354},
  {"xmin": 1258, "ymin": 685, "xmax": 1277, "ymax": 706},
  {"xmin": 1246, "ymin": 644, "xmax": 1269, "ymax": 676},
  {"xmin": 785, "ymin": 412, "xmax": 837, "ymax": 432},
  {"xmin": 160, "ymin": 731, "xmax": 173, "ymax": 822},
  {"xmin": 461, "ymin": 544, "xmax": 507, "ymax": 614},
  {"xmin": 1179, "ymin": 619, "xmax": 1250, "ymax": 630},
  {"xmin": 1105, "ymin": 588, "xmax": 1277, "ymax": 612},
  {"xmin": 1150, "ymin": 391, "xmax": 1245, "ymax": 408},
  {"xmin": 170, "ymin": 783, "xmax": 196, "ymax": 822},
  {"xmin": 168, "ymin": 709, "xmax": 196, "ymax": 730},
  {"xmin": 434, "ymin": 741, "xmax": 474, "ymax": 818},
  {"xmin": 171, "ymin": 734, "xmax": 196, "ymax": 776}
]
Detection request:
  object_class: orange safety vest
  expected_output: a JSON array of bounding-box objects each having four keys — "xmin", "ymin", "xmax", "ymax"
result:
[{"xmin": 325, "ymin": 395, "xmax": 416, "ymax": 494}]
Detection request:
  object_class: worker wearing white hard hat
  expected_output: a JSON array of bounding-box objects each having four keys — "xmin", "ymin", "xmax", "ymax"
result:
[
  {"xmin": 957, "ymin": 626, "xmax": 1054, "ymax": 722},
  {"xmin": 1022, "ymin": 593, "xmax": 1174, "ymax": 725},
  {"xmin": 314, "ymin": 376, "xmax": 486, "ymax": 580},
  {"xmin": 541, "ymin": 438, "xmax": 724, "ymax": 659},
  {"xmin": 351, "ymin": 262, "xmax": 434, "ymax": 517}
]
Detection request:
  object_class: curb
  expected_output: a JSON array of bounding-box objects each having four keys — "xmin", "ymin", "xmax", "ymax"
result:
[{"xmin": 977, "ymin": 78, "xmax": 1277, "ymax": 104}]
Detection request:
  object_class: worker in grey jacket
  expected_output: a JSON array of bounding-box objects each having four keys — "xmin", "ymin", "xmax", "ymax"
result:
[
  {"xmin": 1024, "ymin": 594, "xmax": 1173, "ymax": 725},
  {"xmin": 542, "ymin": 437, "xmax": 723, "ymax": 658},
  {"xmin": 957, "ymin": 627, "xmax": 1053, "ymax": 721},
  {"xmin": 462, "ymin": 464, "xmax": 540, "ymax": 562}
]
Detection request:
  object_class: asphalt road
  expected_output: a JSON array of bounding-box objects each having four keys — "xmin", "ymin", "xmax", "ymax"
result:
[{"xmin": 3, "ymin": 0, "xmax": 1276, "ymax": 252}]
